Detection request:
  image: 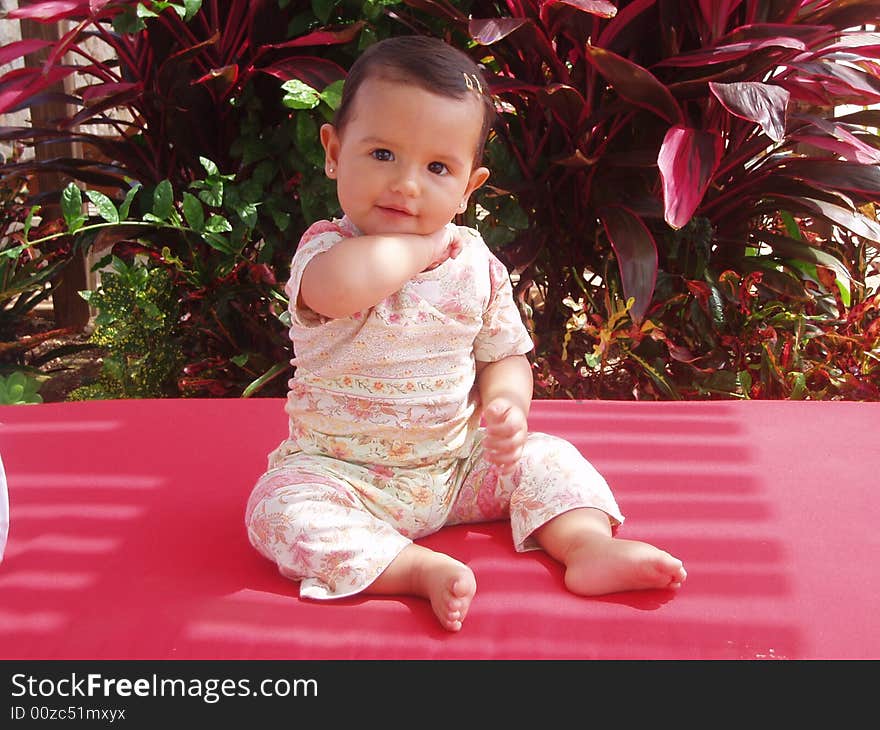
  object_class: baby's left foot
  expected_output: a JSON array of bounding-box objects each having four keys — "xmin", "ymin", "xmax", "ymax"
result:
[{"xmin": 563, "ymin": 536, "xmax": 686, "ymax": 596}]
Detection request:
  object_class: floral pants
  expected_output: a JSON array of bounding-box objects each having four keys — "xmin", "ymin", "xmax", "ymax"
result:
[{"xmin": 245, "ymin": 430, "xmax": 624, "ymax": 599}]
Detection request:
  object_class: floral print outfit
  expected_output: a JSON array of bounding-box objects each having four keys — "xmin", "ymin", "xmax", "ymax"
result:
[{"xmin": 246, "ymin": 217, "xmax": 624, "ymax": 599}]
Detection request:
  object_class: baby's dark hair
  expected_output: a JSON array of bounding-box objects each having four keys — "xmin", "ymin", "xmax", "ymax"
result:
[{"xmin": 333, "ymin": 35, "xmax": 496, "ymax": 165}]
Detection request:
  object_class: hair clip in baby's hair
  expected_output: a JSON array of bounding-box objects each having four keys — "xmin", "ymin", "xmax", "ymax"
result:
[{"xmin": 463, "ymin": 72, "xmax": 483, "ymax": 94}]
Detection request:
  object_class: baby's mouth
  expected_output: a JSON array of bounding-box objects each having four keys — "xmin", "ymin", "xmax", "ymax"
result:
[{"xmin": 376, "ymin": 204, "xmax": 415, "ymax": 217}]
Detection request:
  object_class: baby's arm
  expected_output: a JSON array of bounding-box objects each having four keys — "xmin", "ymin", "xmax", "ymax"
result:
[
  {"xmin": 476, "ymin": 354, "xmax": 533, "ymax": 474},
  {"xmin": 300, "ymin": 227, "xmax": 462, "ymax": 319}
]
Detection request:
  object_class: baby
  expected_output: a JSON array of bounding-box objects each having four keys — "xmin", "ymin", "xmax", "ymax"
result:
[{"xmin": 246, "ymin": 35, "xmax": 686, "ymax": 632}]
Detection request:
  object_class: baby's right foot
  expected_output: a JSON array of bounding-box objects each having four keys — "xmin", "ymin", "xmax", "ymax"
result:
[
  {"xmin": 367, "ymin": 544, "xmax": 477, "ymax": 632},
  {"xmin": 417, "ymin": 554, "xmax": 477, "ymax": 632}
]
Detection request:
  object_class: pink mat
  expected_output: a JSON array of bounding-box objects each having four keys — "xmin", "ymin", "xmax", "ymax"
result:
[{"xmin": 1, "ymin": 398, "xmax": 877, "ymax": 659}]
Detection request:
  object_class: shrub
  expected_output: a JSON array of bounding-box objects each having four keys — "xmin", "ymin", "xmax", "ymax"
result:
[
  {"xmin": 3, "ymin": 0, "xmax": 879, "ymax": 399},
  {"xmin": 412, "ymin": 0, "xmax": 880, "ymax": 399},
  {"xmin": 71, "ymin": 255, "xmax": 182, "ymax": 399}
]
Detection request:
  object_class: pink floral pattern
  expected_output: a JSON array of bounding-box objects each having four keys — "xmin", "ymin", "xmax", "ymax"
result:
[{"xmin": 245, "ymin": 218, "xmax": 624, "ymax": 599}]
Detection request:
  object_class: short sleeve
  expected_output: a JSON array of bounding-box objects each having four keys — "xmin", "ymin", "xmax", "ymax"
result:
[
  {"xmin": 286, "ymin": 219, "xmax": 351, "ymax": 328},
  {"xmin": 473, "ymin": 251, "xmax": 534, "ymax": 362}
]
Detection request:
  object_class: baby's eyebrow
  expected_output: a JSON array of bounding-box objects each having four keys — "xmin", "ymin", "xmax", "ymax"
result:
[{"xmin": 360, "ymin": 136, "xmax": 392, "ymax": 147}]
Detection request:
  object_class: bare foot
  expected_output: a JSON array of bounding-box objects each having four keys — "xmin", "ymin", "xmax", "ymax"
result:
[
  {"xmin": 415, "ymin": 553, "xmax": 477, "ymax": 632},
  {"xmin": 563, "ymin": 535, "xmax": 687, "ymax": 596},
  {"xmin": 367, "ymin": 544, "xmax": 477, "ymax": 632}
]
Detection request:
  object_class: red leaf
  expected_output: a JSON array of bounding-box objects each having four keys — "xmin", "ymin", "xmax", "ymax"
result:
[
  {"xmin": 788, "ymin": 60, "xmax": 880, "ymax": 104},
  {"xmin": 709, "ymin": 81, "xmax": 790, "ymax": 142},
  {"xmin": 599, "ymin": 205, "xmax": 658, "ymax": 323},
  {"xmin": 554, "ymin": 0, "xmax": 617, "ymax": 18},
  {"xmin": 538, "ymin": 83, "xmax": 587, "ymax": 132},
  {"xmin": 657, "ymin": 36, "xmax": 806, "ymax": 68},
  {"xmin": 0, "ymin": 65, "xmax": 77, "ymax": 115},
  {"xmin": 469, "ymin": 18, "xmax": 530, "ymax": 45},
  {"xmin": 596, "ymin": 0, "xmax": 655, "ymax": 49},
  {"xmin": 262, "ymin": 23, "xmax": 365, "ymax": 51},
  {"xmin": 540, "ymin": 0, "xmax": 616, "ymax": 27},
  {"xmin": 79, "ymin": 81, "xmax": 140, "ymax": 102},
  {"xmin": 780, "ymin": 195, "xmax": 880, "ymax": 244},
  {"xmin": 773, "ymin": 158, "xmax": 880, "ymax": 194},
  {"xmin": 720, "ymin": 23, "xmax": 833, "ymax": 43},
  {"xmin": 259, "ymin": 57, "xmax": 347, "ymax": 89},
  {"xmin": 6, "ymin": 1, "xmax": 89, "ymax": 21},
  {"xmin": 658, "ymin": 125, "xmax": 722, "ymax": 229},
  {"xmin": 193, "ymin": 65, "xmax": 240, "ymax": 95},
  {"xmin": 790, "ymin": 135, "xmax": 880, "ymax": 165},
  {"xmin": 698, "ymin": 0, "xmax": 742, "ymax": 40},
  {"xmin": 585, "ymin": 43, "xmax": 682, "ymax": 124},
  {"xmin": 0, "ymin": 39, "xmax": 52, "ymax": 67}
]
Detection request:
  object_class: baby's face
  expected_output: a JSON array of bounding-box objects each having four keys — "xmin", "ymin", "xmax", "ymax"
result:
[{"xmin": 320, "ymin": 77, "xmax": 489, "ymax": 237}]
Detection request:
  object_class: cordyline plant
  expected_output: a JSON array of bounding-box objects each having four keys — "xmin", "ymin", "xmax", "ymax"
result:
[
  {"xmin": 408, "ymin": 0, "xmax": 880, "ymax": 398},
  {"xmin": 0, "ymin": 0, "xmax": 365, "ymax": 396}
]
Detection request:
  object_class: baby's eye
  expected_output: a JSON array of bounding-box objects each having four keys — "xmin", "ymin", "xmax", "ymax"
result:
[
  {"xmin": 371, "ymin": 149, "xmax": 394, "ymax": 162},
  {"xmin": 428, "ymin": 161, "xmax": 449, "ymax": 175}
]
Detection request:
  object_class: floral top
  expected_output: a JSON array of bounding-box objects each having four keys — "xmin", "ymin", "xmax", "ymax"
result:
[{"xmin": 282, "ymin": 216, "xmax": 534, "ymax": 468}]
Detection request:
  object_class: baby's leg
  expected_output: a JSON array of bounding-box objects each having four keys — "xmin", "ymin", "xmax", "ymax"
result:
[
  {"xmin": 534, "ymin": 507, "xmax": 686, "ymax": 595},
  {"xmin": 246, "ymin": 455, "xmax": 475, "ymax": 631},
  {"xmin": 481, "ymin": 432, "xmax": 685, "ymax": 595},
  {"xmin": 365, "ymin": 544, "xmax": 476, "ymax": 632}
]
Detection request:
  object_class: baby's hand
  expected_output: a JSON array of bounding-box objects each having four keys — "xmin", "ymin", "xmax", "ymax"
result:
[
  {"xmin": 482, "ymin": 397, "xmax": 528, "ymax": 475},
  {"xmin": 424, "ymin": 225, "xmax": 463, "ymax": 270}
]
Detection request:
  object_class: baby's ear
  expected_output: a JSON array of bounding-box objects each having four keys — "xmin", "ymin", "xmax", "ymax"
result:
[
  {"xmin": 320, "ymin": 124, "xmax": 340, "ymax": 178},
  {"xmin": 467, "ymin": 166, "xmax": 490, "ymax": 195}
]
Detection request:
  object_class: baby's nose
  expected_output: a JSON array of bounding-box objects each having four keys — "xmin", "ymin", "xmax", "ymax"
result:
[{"xmin": 391, "ymin": 168, "xmax": 420, "ymax": 197}]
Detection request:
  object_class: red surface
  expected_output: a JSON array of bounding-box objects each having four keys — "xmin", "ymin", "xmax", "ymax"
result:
[{"xmin": 0, "ymin": 398, "xmax": 877, "ymax": 659}]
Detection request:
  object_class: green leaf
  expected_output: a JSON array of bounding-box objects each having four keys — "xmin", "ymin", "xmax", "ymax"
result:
[
  {"xmin": 119, "ymin": 184, "xmax": 142, "ymax": 221},
  {"xmin": 780, "ymin": 211, "xmax": 800, "ymax": 239},
  {"xmin": 231, "ymin": 353, "xmax": 249, "ymax": 367},
  {"xmin": 182, "ymin": 192, "xmax": 205, "ymax": 231},
  {"xmin": 269, "ymin": 205, "xmax": 291, "ymax": 232},
  {"xmin": 320, "ymin": 80, "xmax": 345, "ymax": 111},
  {"xmin": 1, "ymin": 244, "xmax": 24, "ymax": 260},
  {"xmin": 198, "ymin": 183, "xmax": 224, "ymax": 208},
  {"xmin": 152, "ymin": 180, "xmax": 174, "ymax": 221},
  {"xmin": 281, "ymin": 80, "xmax": 321, "ymax": 109},
  {"xmin": 296, "ymin": 113, "xmax": 324, "ymax": 167},
  {"xmin": 23, "ymin": 205, "xmax": 39, "ymax": 238},
  {"xmin": 200, "ymin": 156, "xmax": 219, "ymax": 177},
  {"xmin": 86, "ymin": 190, "xmax": 120, "ymax": 224},
  {"xmin": 61, "ymin": 182, "xmax": 85, "ymax": 233},
  {"xmin": 737, "ymin": 370, "xmax": 752, "ymax": 398},
  {"xmin": 237, "ymin": 202, "xmax": 258, "ymax": 229},
  {"xmin": 205, "ymin": 214, "xmax": 232, "ymax": 233},
  {"xmin": 0, "ymin": 370, "xmax": 43, "ymax": 406},
  {"xmin": 242, "ymin": 362, "xmax": 289, "ymax": 398},
  {"xmin": 787, "ymin": 371, "xmax": 806, "ymax": 400},
  {"xmin": 202, "ymin": 232, "xmax": 236, "ymax": 254},
  {"xmin": 311, "ymin": 0, "xmax": 339, "ymax": 24},
  {"xmin": 112, "ymin": 6, "xmax": 146, "ymax": 33},
  {"xmin": 137, "ymin": 3, "xmax": 159, "ymax": 19},
  {"xmin": 182, "ymin": 0, "xmax": 202, "ymax": 20}
]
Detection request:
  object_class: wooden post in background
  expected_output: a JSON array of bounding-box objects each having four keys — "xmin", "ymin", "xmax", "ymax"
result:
[{"xmin": 20, "ymin": 18, "xmax": 91, "ymax": 329}]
